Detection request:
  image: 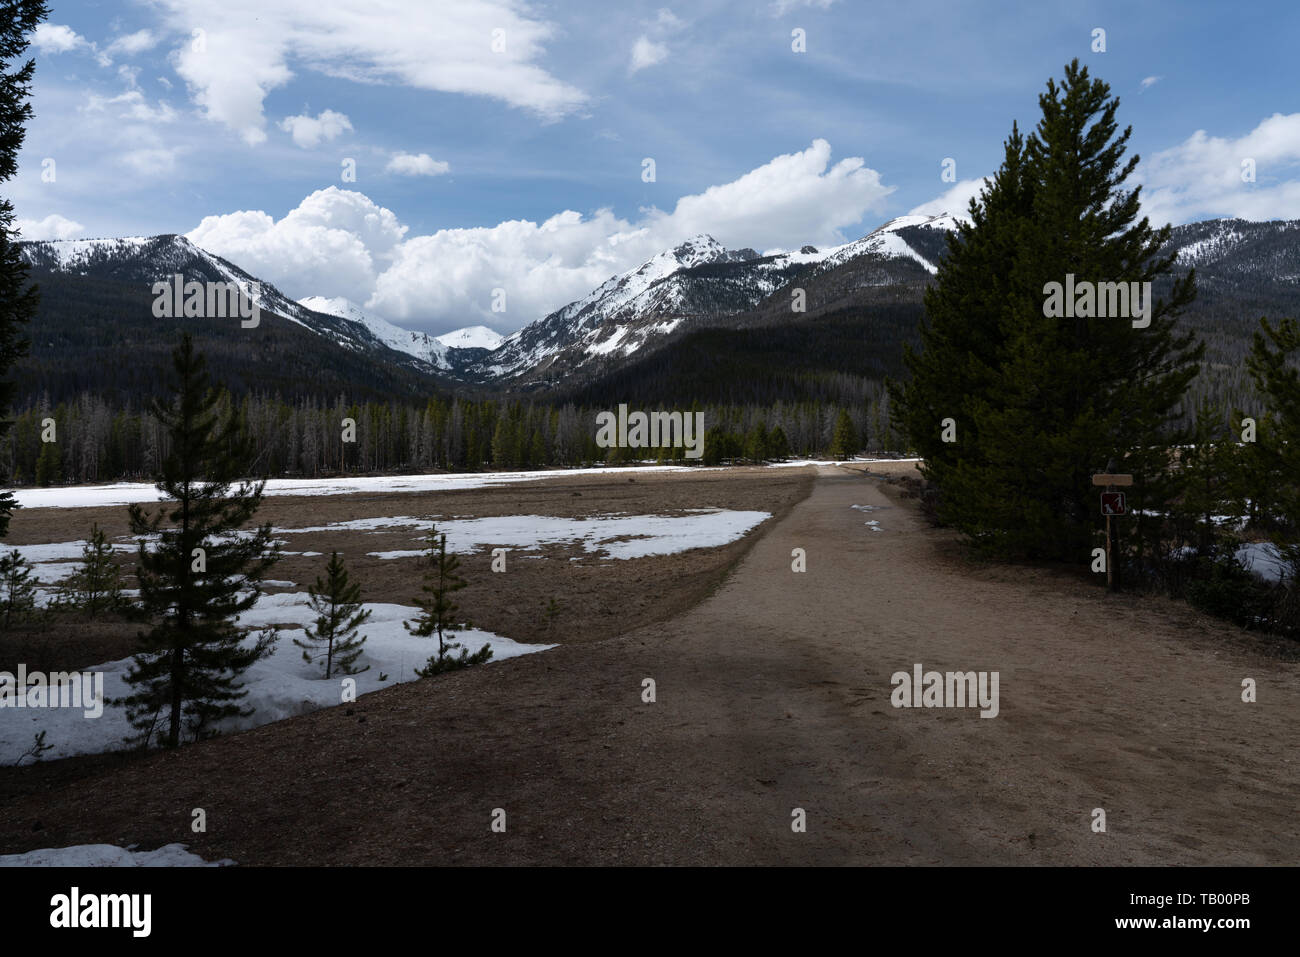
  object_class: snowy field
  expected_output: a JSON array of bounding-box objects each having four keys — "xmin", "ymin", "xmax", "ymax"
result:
[
  {"xmin": 1, "ymin": 590, "xmax": 551, "ymax": 763},
  {"xmin": 3, "ymin": 508, "xmax": 771, "ymax": 604},
  {"xmin": 1, "ymin": 507, "xmax": 772, "ymax": 763},
  {"xmin": 12, "ymin": 464, "xmax": 706, "ymax": 509},
  {"xmin": 10, "ymin": 459, "xmax": 915, "ymax": 510},
  {"xmin": 328, "ymin": 510, "xmax": 772, "ymax": 560}
]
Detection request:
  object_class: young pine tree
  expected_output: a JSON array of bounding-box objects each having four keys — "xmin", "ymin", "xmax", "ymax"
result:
[
  {"xmin": 830, "ymin": 409, "xmax": 858, "ymax": 461},
  {"xmin": 294, "ymin": 551, "xmax": 371, "ymax": 679},
  {"xmin": 0, "ymin": 549, "xmax": 36, "ymax": 629},
  {"xmin": 59, "ymin": 522, "xmax": 123, "ymax": 615},
  {"xmin": 0, "ymin": 2, "xmax": 48, "ymax": 540},
  {"xmin": 117, "ymin": 334, "xmax": 280, "ymax": 749},
  {"xmin": 405, "ymin": 522, "xmax": 491, "ymax": 677}
]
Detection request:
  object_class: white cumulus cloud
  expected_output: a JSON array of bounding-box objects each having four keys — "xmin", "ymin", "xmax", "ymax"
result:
[
  {"xmin": 186, "ymin": 141, "xmax": 893, "ymax": 332},
  {"xmin": 153, "ymin": 0, "xmax": 586, "ymax": 145},
  {"xmin": 1137, "ymin": 112, "xmax": 1300, "ymax": 226},
  {"xmin": 187, "ymin": 187, "xmax": 409, "ymax": 306},
  {"xmin": 16, "ymin": 214, "xmax": 85, "ymax": 241},
  {"xmin": 908, "ymin": 176, "xmax": 990, "ymax": 222},
  {"xmin": 386, "ymin": 152, "xmax": 450, "ymax": 176},
  {"xmin": 32, "ymin": 24, "xmax": 89, "ymax": 54},
  {"xmin": 279, "ymin": 109, "xmax": 353, "ymax": 148}
]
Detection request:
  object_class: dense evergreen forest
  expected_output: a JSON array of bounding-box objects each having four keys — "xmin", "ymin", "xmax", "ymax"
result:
[{"xmin": 1, "ymin": 390, "xmax": 887, "ymax": 485}]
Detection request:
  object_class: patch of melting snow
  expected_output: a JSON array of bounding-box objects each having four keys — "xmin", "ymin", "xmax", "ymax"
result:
[
  {"xmin": 0, "ymin": 590, "xmax": 554, "ymax": 763},
  {"xmin": 358, "ymin": 510, "xmax": 769, "ymax": 561},
  {"xmin": 852, "ymin": 504, "xmax": 885, "ymax": 531},
  {"xmin": 0, "ymin": 843, "xmax": 233, "ymax": 867}
]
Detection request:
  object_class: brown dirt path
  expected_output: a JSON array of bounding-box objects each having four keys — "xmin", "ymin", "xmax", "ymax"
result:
[
  {"xmin": 3, "ymin": 465, "xmax": 1296, "ymax": 865},
  {"xmin": 606, "ymin": 465, "xmax": 1300, "ymax": 864}
]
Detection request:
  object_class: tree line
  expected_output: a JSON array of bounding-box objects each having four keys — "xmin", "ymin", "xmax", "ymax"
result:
[{"xmin": 0, "ymin": 390, "xmax": 897, "ymax": 486}]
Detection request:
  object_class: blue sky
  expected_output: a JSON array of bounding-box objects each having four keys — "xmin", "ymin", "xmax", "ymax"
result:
[{"xmin": 11, "ymin": 0, "xmax": 1300, "ymax": 334}]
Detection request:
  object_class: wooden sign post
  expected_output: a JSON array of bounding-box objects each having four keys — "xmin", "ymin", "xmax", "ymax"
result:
[{"xmin": 1092, "ymin": 472, "xmax": 1133, "ymax": 592}]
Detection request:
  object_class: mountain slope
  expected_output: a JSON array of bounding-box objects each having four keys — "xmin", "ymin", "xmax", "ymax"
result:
[
  {"xmin": 15, "ymin": 235, "xmax": 454, "ymax": 404},
  {"xmin": 437, "ymin": 325, "xmax": 504, "ymax": 350},
  {"xmin": 471, "ymin": 215, "xmax": 956, "ymax": 387},
  {"xmin": 298, "ymin": 295, "xmax": 451, "ymax": 370}
]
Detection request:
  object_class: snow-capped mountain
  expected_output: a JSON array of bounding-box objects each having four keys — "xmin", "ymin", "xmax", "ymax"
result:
[
  {"xmin": 19, "ymin": 234, "xmax": 447, "ymax": 375},
  {"xmin": 468, "ymin": 214, "xmax": 958, "ymax": 384},
  {"xmin": 23, "ymin": 213, "xmax": 1293, "ymax": 398},
  {"xmin": 1165, "ymin": 217, "xmax": 1300, "ymax": 280},
  {"xmin": 436, "ymin": 325, "xmax": 504, "ymax": 351},
  {"xmin": 298, "ymin": 295, "xmax": 450, "ymax": 370}
]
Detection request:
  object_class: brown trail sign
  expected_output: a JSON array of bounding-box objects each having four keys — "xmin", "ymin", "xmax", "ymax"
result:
[{"xmin": 1092, "ymin": 471, "xmax": 1133, "ymax": 592}]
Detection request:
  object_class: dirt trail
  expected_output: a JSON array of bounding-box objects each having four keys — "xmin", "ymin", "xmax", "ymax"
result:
[
  {"xmin": 605, "ymin": 465, "xmax": 1300, "ymax": 864},
  {"xmin": 4, "ymin": 466, "xmax": 1296, "ymax": 865}
]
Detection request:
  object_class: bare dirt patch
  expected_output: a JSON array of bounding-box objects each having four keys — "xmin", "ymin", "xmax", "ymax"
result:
[{"xmin": 0, "ymin": 467, "xmax": 812, "ymax": 672}]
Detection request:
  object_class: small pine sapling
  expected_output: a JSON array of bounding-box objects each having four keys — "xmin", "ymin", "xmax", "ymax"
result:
[{"xmin": 294, "ymin": 551, "xmax": 371, "ymax": 679}]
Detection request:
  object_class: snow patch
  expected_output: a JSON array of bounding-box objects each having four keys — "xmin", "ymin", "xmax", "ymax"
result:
[{"xmin": 0, "ymin": 843, "xmax": 231, "ymax": 867}]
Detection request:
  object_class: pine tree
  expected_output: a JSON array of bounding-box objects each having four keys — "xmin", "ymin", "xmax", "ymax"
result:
[
  {"xmin": 890, "ymin": 121, "xmax": 1036, "ymax": 497},
  {"xmin": 745, "ymin": 422, "xmax": 769, "ymax": 463},
  {"xmin": 894, "ymin": 60, "xmax": 1202, "ymax": 561},
  {"xmin": 0, "ymin": 2, "xmax": 48, "ymax": 540},
  {"xmin": 768, "ymin": 425, "xmax": 790, "ymax": 460},
  {"xmin": 0, "ymin": 548, "xmax": 36, "ymax": 629},
  {"xmin": 830, "ymin": 409, "xmax": 857, "ymax": 460},
  {"xmin": 1178, "ymin": 400, "xmax": 1240, "ymax": 557},
  {"xmin": 294, "ymin": 551, "xmax": 371, "ymax": 678},
  {"xmin": 33, "ymin": 438, "xmax": 59, "ymax": 486},
  {"xmin": 116, "ymin": 334, "xmax": 280, "ymax": 748},
  {"xmin": 405, "ymin": 522, "xmax": 491, "ymax": 677},
  {"xmin": 59, "ymin": 522, "xmax": 122, "ymax": 615},
  {"xmin": 491, "ymin": 412, "xmax": 517, "ymax": 468},
  {"xmin": 1242, "ymin": 317, "xmax": 1300, "ymax": 580}
]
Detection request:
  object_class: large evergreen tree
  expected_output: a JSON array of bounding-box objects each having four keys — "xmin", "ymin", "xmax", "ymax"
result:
[
  {"xmin": 117, "ymin": 334, "xmax": 280, "ymax": 748},
  {"xmin": 891, "ymin": 121, "xmax": 1036, "ymax": 487},
  {"xmin": 0, "ymin": 1, "xmax": 48, "ymax": 539},
  {"xmin": 894, "ymin": 60, "xmax": 1203, "ymax": 561}
]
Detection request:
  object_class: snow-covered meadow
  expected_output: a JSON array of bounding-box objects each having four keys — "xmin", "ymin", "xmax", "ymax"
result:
[
  {"xmin": 11, "ymin": 464, "xmax": 706, "ymax": 509},
  {"xmin": 1, "ymin": 589, "xmax": 551, "ymax": 763},
  {"xmin": 8, "ymin": 458, "xmax": 913, "ymax": 510},
  {"xmin": 1, "ymin": 505, "xmax": 772, "ymax": 763}
]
